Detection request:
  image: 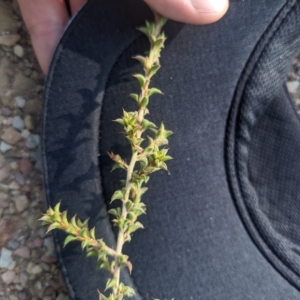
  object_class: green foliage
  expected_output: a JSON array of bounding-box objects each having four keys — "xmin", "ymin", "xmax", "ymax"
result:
[{"xmin": 39, "ymin": 11, "xmax": 173, "ymax": 300}]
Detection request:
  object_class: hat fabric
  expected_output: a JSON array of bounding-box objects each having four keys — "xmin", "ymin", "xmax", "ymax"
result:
[{"xmin": 43, "ymin": 0, "xmax": 300, "ymax": 299}]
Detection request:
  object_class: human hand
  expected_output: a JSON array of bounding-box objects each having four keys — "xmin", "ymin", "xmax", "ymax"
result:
[{"xmin": 18, "ymin": 0, "xmax": 229, "ymax": 75}]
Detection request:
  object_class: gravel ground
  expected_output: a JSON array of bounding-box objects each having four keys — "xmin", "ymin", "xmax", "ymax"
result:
[
  {"xmin": 0, "ymin": 0, "xmax": 69, "ymax": 299},
  {"xmin": 0, "ymin": 1, "xmax": 300, "ymax": 300}
]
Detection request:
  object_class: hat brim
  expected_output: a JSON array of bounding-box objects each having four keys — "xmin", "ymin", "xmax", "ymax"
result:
[{"xmin": 42, "ymin": 0, "xmax": 300, "ymax": 299}]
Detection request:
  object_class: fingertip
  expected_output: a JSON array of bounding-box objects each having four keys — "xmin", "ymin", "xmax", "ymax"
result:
[{"xmin": 144, "ymin": 0, "xmax": 229, "ymax": 25}]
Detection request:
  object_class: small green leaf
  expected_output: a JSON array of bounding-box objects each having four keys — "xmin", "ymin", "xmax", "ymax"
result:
[
  {"xmin": 148, "ymin": 87, "xmax": 163, "ymax": 97},
  {"xmin": 105, "ymin": 278, "xmax": 117, "ymax": 291},
  {"xmin": 133, "ymin": 74, "xmax": 146, "ymax": 87},
  {"xmin": 111, "ymin": 190, "xmax": 124, "ymax": 203},
  {"xmin": 63, "ymin": 235, "xmax": 77, "ymax": 247},
  {"xmin": 149, "ymin": 65, "xmax": 160, "ymax": 77},
  {"xmin": 127, "ymin": 222, "xmax": 144, "ymax": 234},
  {"xmin": 61, "ymin": 211, "xmax": 68, "ymax": 224},
  {"xmin": 54, "ymin": 202, "xmax": 61, "ymax": 213},
  {"xmin": 140, "ymin": 97, "xmax": 149, "ymax": 107},
  {"xmin": 45, "ymin": 222, "xmax": 61, "ymax": 234},
  {"xmin": 129, "ymin": 93, "xmax": 139, "ymax": 102},
  {"xmin": 81, "ymin": 240, "xmax": 89, "ymax": 250},
  {"xmin": 70, "ymin": 215, "xmax": 78, "ymax": 229},
  {"xmin": 132, "ymin": 55, "xmax": 146, "ymax": 66},
  {"xmin": 90, "ymin": 227, "xmax": 96, "ymax": 240}
]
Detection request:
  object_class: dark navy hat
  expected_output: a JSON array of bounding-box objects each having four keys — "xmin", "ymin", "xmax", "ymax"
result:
[{"xmin": 42, "ymin": 0, "xmax": 300, "ymax": 299}]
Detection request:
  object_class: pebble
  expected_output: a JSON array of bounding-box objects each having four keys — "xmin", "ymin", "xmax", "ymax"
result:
[
  {"xmin": 9, "ymin": 180, "xmax": 20, "ymax": 190},
  {"xmin": 1, "ymin": 270, "xmax": 16, "ymax": 284},
  {"xmin": 7, "ymin": 240, "xmax": 20, "ymax": 250},
  {"xmin": 286, "ymin": 81, "xmax": 299, "ymax": 93},
  {"xmin": 0, "ymin": 34, "xmax": 20, "ymax": 47},
  {"xmin": 9, "ymin": 296, "xmax": 18, "ymax": 300},
  {"xmin": 14, "ymin": 194, "xmax": 29, "ymax": 212},
  {"xmin": 0, "ymin": 163, "xmax": 11, "ymax": 181},
  {"xmin": 15, "ymin": 172, "xmax": 25, "ymax": 185},
  {"xmin": 27, "ymin": 262, "xmax": 42, "ymax": 275},
  {"xmin": 1, "ymin": 127, "xmax": 22, "ymax": 145},
  {"xmin": 33, "ymin": 237, "xmax": 43, "ymax": 247},
  {"xmin": 26, "ymin": 134, "xmax": 40, "ymax": 149},
  {"xmin": 26, "ymin": 214, "xmax": 38, "ymax": 230},
  {"xmin": 14, "ymin": 245, "xmax": 30, "ymax": 259},
  {"xmin": 44, "ymin": 237, "xmax": 55, "ymax": 255},
  {"xmin": 20, "ymin": 272, "xmax": 28, "ymax": 287},
  {"xmin": 0, "ymin": 153, "xmax": 5, "ymax": 167},
  {"xmin": 24, "ymin": 98, "xmax": 41, "ymax": 114},
  {"xmin": 21, "ymin": 129, "xmax": 30, "ymax": 139},
  {"xmin": 40, "ymin": 254, "xmax": 57, "ymax": 264},
  {"xmin": 13, "ymin": 72, "xmax": 36, "ymax": 96},
  {"xmin": 19, "ymin": 157, "xmax": 32, "ymax": 177},
  {"xmin": 0, "ymin": 248, "xmax": 16, "ymax": 269},
  {"xmin": 14, "ymin": 96, "xmax": 26, "ymax": 108},
  {"xmin": 13, "ymin": 44, "xmax": 24, "ymax": 58},
  {"xmin": 0, "ymin": 141, "xmax": 13, "ymax": 153},
  {"xmin": 56, "ymin": 293, "xmax": 69, "ymax": 300},
  {"xmin": 24, "ymin": 115, "xmax": 34, "ymax": 130},
  {"xmin": 12, "ymin": 115, "xmax": 25, "ymax": 131}
]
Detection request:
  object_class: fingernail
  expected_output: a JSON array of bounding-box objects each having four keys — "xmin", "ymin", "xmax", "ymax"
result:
[{"xmin": 189, "ymin": 0, "xmax": 223, "ymax": 12}]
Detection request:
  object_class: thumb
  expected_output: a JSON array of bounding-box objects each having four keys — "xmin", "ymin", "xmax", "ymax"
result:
[{"xmin": 144, "ymin": 0, "xmax": 229, "ymax": 25}]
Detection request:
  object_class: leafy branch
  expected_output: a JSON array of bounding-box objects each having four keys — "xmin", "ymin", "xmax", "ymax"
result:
[{"xmin": 40, "ymin": 11, "xmax": 172, "ymax": 300}]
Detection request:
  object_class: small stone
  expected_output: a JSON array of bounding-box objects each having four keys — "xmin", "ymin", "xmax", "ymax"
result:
[
  {"xmin": 44, "ymin": 237, "xmax": 55, "ymax": 254},
  {"xmin": 43, "ymin": 297, "xmax": 52, "ymax": 300},
  {"xmin": 13, "ymin": 44, "xmax": 24, "ymax": 57},
  {"xmin": 26, "ymin": 214, "xmax": 38, "ymax": 230},
  {"xmin": 14, "ymin": 245, "xmax": 30, "ymax": 259},
  {"xmin": 1, "ymin": 270, "xmax": 16, "ymax": 284},
  {"xmin": 1, "ymin": 107, "xmax": 12, "ymax": 116},
  {"xmin": 44, "ymin": 286, "xmax": 55, "ymax": 296},
  {"xmin": 15, "ymin": 283, "xmax": 23, "ymax": 291},
  {"xmin": 19, "ymin": 157, "xmax": 32, "ymax": 177},
  {"xmin": 0, "ymin": 116, "xmax": 5, "ymax": 125},
  {"xmin": 15, "ymin": 172, "xmax": 25, "ymax": 185},
  {"xmin": 7, "ymin": 240, "xmax": 20, "ymax": 250},
  {"xmin": 0, "ymin": 216, "xmax": 19, "ymax": 247},
  {"xmin": 26, "ymin": 134, "xmax": 40, "ymax": 149},
  {"xmin": 0, "ymin": 164, "xmax": 10, "ymax": 181},
  {"xmin": 9, "ymin": 202, "xmax": 15, "ymax": 214},
  {"xmin": 286, "ymin": 81, "xmax": 299, "ymax": 93},
  {"xmin": 15, "ymin": 96, "xmax": 26, "ymax": 108},
  {"xmin": 13, "ymin": 72, "xmax": 35, "ymax": 96},
  {"xmin": 12, "ymin": 115, "xmax": 25, "ymax": 131},
  {"xmin": 0, "ymin": 248, "xmax": 16, "ymax": 269},
  {"xmin": 24, "ymin": 98, "xmax": 42, "ymax": 115},
  {"xmin": 0, "ymin": 153, "xmax": 5, "ymax": 167},
  {"xmin": 10, "ymin": 161, "xmax": 18, "ymax": 169},
  {"xmin": 38, "ymin": 227, "xmax": 46, "ymax": 238},
  {"xmin": 24, "ymin": 115, "xmax": 34, "ymax": 130},
  {"xmin": 9, "ymin": 295, "xmax": 18, "ymax": 300},
  {"xmin": 18, "ymin": 292, "xmax": 28, "ymax": 300},
  {"xmin": 0, "ymin": 195, "xmax": 8, "ymax": 208},
  {"xmin": 56, "ymin": 293, "xmax": 69, "ymax": 300},
  {"xmin": 13, "ymin": 274, "xmax": 20, "ymax": 284},
  {"xmin": 0, "ymin": 141, "xmax": 12, "ymax": 153},
  {"xmin": 0, "ymin": 183, "xmax": 9, "ymax": 193},
  {"xmin": 1, "ymin": 127, "xmax": 22, "ymax": 145},
  {"xmin": 14, "ymin": 195, "xmax": 29, "ymax": 212},
  {"xmin": 0, "ymin": 34, "xmax": 20, "ymax": 47},
  {"xmin": 20, "ymin": 272, "xmax": 28, "ymax": 287},
  {"xmin": 40, "ymin": 254, "xmax": 57, "ymax": 264},
  {"xmin": 21, "ymin": 129, "xmax": 30, "ymax": 139},
  {"xmin": 33, "ymin": 237, "xmax": 43, "ymax": 247},
  {"xmin": 9, "ymin": 180, "xmax": 20, "ymax": 190},
  {"xmin": 40, "ymin": 262, "xmax": 50, "ymax": 271},
  {"xmin": 27, "ymin": 263, "xmax": 42, "ymax": 275}
]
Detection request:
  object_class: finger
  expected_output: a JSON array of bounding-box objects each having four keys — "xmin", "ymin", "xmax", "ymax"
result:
[
  {"xmin": 18, "ymin": 0, "xmax": 69, "ymax": 74},
  {"xmin": 144, "ymin": 0, "xmax": 229, "ymax": 25},
  {"xmin": 69, "ymin": 0, "xmax": 87, "ymax": 15}
]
